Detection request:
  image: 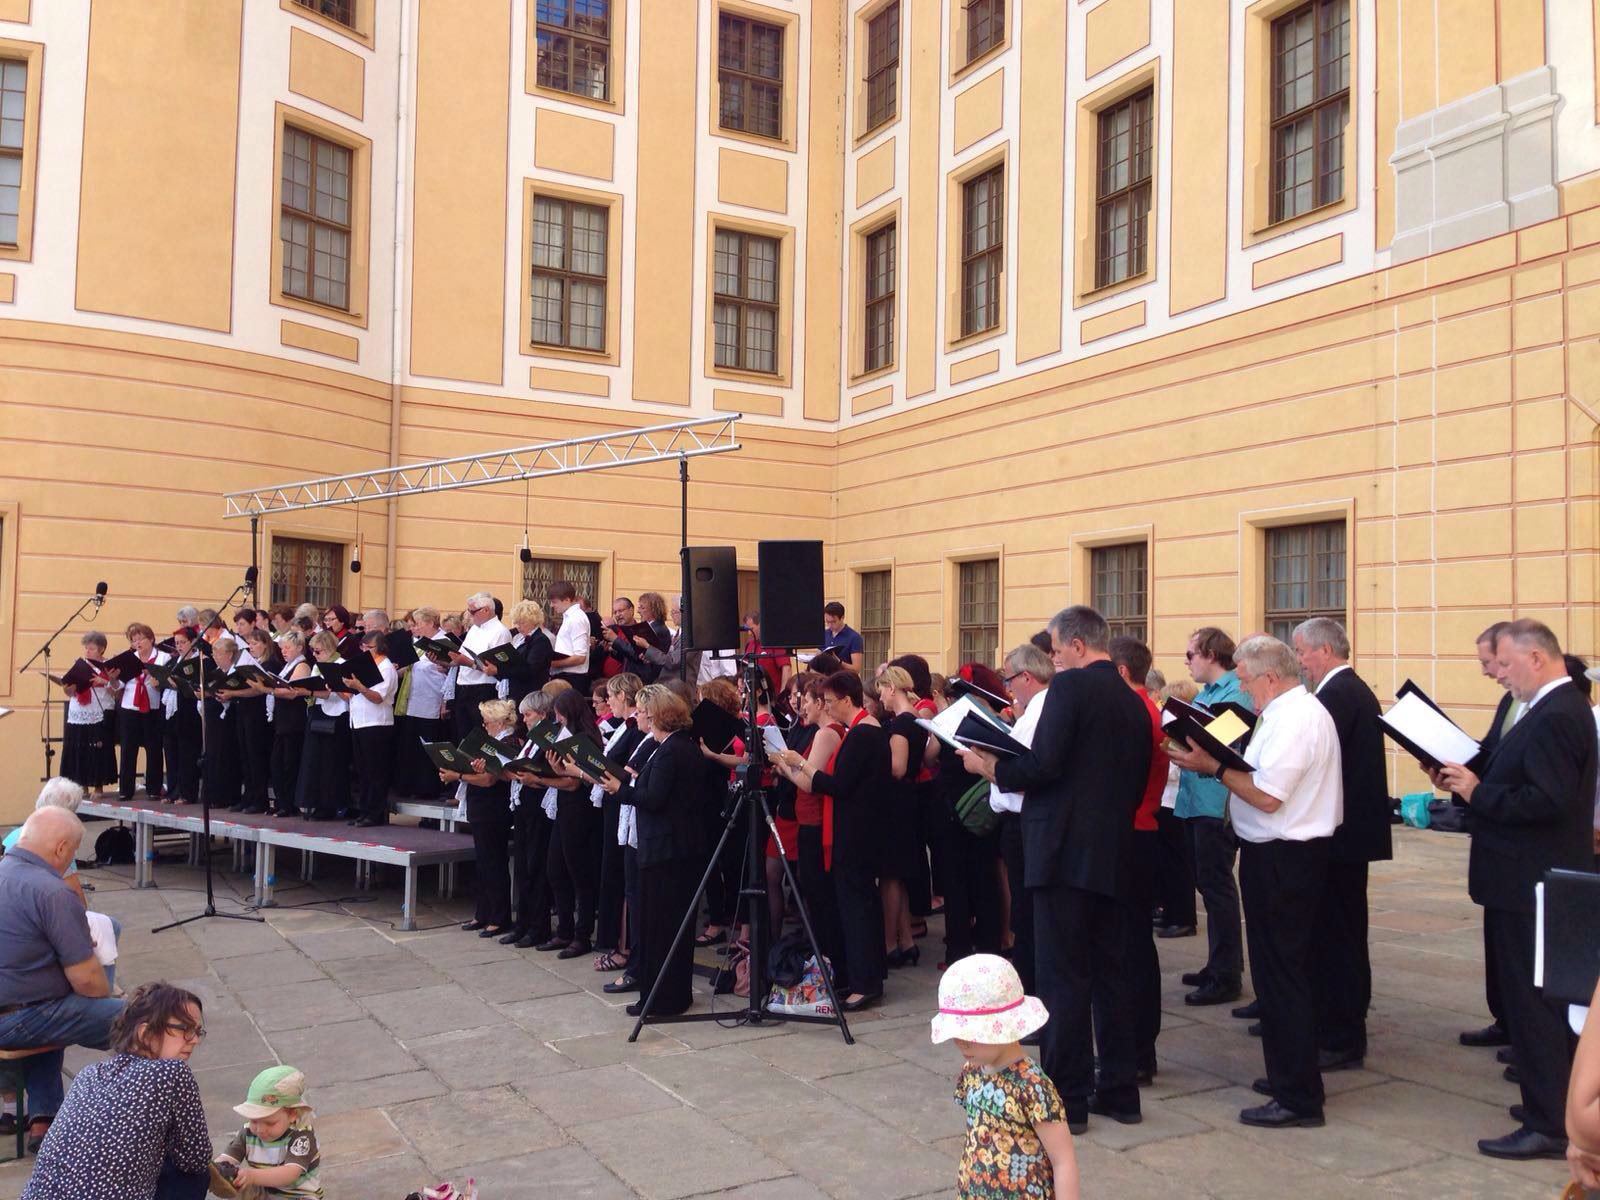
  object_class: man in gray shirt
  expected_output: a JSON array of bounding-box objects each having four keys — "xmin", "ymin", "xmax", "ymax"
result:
[{"xmin": 0, "ymin": 808, "xmax": 125, "ymax": 1147}]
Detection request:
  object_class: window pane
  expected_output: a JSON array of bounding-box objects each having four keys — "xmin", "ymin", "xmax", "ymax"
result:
[
  {"xmin": 751, "ymin": 81, "xmax": 782, "ymax": 138},
  {"xmin": 570, "ymin": 204, "xmax": 607, "ymax": 276},
  {"xmin": 713, "ymin": 301, "xmax": 740, "ymax": 367},
  {"xmin": 713, "ymin": 231, "xmax": 742, "ymax": 297},
  {"xmin": 536, "ymin": 31, "xmax": 571, "ymax": 91},
  {"xmin": 1318, "ymin": 0, "xmax": 1351, "ymax": 98},
  {"xmin": 1317, "ymin": 98, "xmax": 1348, "ymax": 206},
  {"xmin": 573, "ymin": 0, "xmax": 608, "ymax": 37},
  {"xmin": 719, "ymin": 15, "xmax": 746, "ymax": 70},
  {"xmin": 751, "ymin": 24, "xmax": 783, "ymax": 80},
  {"xmin": 744, "ymin": 306, "xmax": 776, "ymax": 373},
  {"xmin": 573, "ymin": 37, "xmax": 608, "ymax": 99},
  {"xmin": 531, "ymin": 274, "xmax": 565, "ymax": 344},
  {"xmin": 568, "ymin": 280, "xmax": 605, "ymax": 350},
  {"xmin": 537, "ymin": 0, "xmax": 569, "ymax": 25},
  {"xmin": 533, "ymin": 198, "xmax": 566, "ymax": 269},
  {"xmin": 281, "ymin": 213, "xmax": 310, "ymax": 298},
  {"xmin": 744, "ymin": 236, "xmax": 777, "ymax": 303},
  {"xmin": 719, "ymin": 74, "xmax": 745, "ymax": 131}
]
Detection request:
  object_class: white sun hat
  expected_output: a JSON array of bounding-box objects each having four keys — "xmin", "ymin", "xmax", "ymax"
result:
[{"xmin": 930, "ymin": 953, "xmax": 1050, "ymax": 1045}]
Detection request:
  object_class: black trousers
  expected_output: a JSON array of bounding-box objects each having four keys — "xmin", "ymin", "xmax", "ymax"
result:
[
  {"xmin": 1485, "ymin": 905, "xmax": 1574, "ymax": 1136},
  {"xmin": 702, "ymin": 786, "xmax": 745, "ymax": 926},
  {"xmin": 452, "ymin": 683, "xmax": 498, "ymax": 741},
  {"xmin": 639, "ymin": 856, "xmax": 698, "ymax": 1014},
  {"xmin": 1239, "ymin": 837, "xmax": 1330, "ymax": 1117},
  {"xmin": 269, "ymin": 730, "xmax": 302, "ymax": 814},
  {"xmin": 596, "ymin": 794, "xmax": 626, "ymax": 951},
  {"xmin": 1096, "ymin": 830, "xmax": 1162, "ymax": 1073},
  {"xmin": 1153, "ymin": 807, "xmax": 1197, "ymax": 927},
  {"xmin": 511, "ymin": 802, "xmax": 554, "ymax": 940},
  {"xmin": 297, "ymin": 715, "xmax": 350, "ymax": 818},
  {"xmin": 833, "ymin": 860, "xmax": 886, "ymax": 996},
  {"xmin": 118, "ymin": 708, "xmax": 165, "ymax": 799},
  {"xmin": 166, "ymin": 704, "xmax": 202, "ymax": 804},
  {"xmin": 470, "ymin": 815, "xmax": 513, "ymax": 927},
  {"xmin": 1187, "ymin": 814, "xmax": 1243, "ymax": 989},
  {"xmin": 549, "ymin": 797, "xmax": 601, "ymax": 943},
  {"xmin": 1484, "ymin": 918, "xmax": 1506, "ymax": 1027},
  {"xmin": 201, "ymin": 708, "xmax": 240, "ymax": 810},
  {"xmin": 797, "ymin": 823, "xmax": 845, "ymax": 978},
  {"xmin": 1310, "ymin": 857, "xmax": 1371, "ymax": 1056},
  {"xmin": 1034, "ymin": 883, "xmax": 1137, "ymax": 1107},
  {"xmin": 351, "ymin": 724, "xmax": 395, "ymax": 822},
  {"xmin": 622, "ymin": 844, "xmax": 641, "ymax": 968},
  {"xmin": 999, "ymin": 813, "xmax": 1035, "ymax": 993},
  {"xmin": 938, "ymin": 814, "xmax": 1003, "ymax": 965},
  {"xmin": 233, "ymin": 699, "xmax": 270, "ymax": 811},
  {"xmin": 397, "ymin": 714, "xmax": 451, "ymax": 797}
]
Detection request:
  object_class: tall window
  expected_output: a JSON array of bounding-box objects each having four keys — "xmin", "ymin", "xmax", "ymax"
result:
[
  {"xmin": 859, "ymin": 570, "xmax": 892, "ymax": 674},
  {"xmin": 864, "ymin": 223, "xmax": 896, "ymax": 372},
  {"xmin": 718, "ymin": 13, "xmax": 783, "ymax": 139},
  {"xmin": 957, "ymin": 559, "xmax": 1000, "ymax": 666},
  {"xmin": 960, "ymin": 166, "xmax": 1004, "ymax": 338},
  {"xmin": 713, "ymin": 229, "xmax": 779, "ymax": 374},
  {"xmin": 292, "ymin": 0, "xmax": 354, "ymax": 29},
  {"xmin": 1091, "ymin": 543, "xmax": 1148, "ymax": 642},
  {"xmin": 530, "ymin": 196, "xmax": 607, "ymax": 352},
  {"xmin": 271, "ymin": 537, "xmax": 342, "ymax": 610},
  {"xmin": 0, "ymin": 58, "xmax": 27, "ymax": 247},
  {"xmin": 1270, "ymin": 0, "xmax": 1349, "ymax": 224},
  {"xmin": 522, "ymin": 557, "xmax": 600, "ymax": 633},
  {"xmin": 535, "ymin": 0, "xmax": 611, "ymax": 101},
  {"xmin": 964, "ymin": 0, "xmax": 1004, "ymax": 63},
  {"xmin": 281, "ymin": 127, "xmax": 352, "ymax": 311},
  {"xmin": 1265, "ymin": 521, "xmax": 1346, "ymax": 641},
  {"xmin": 1095, "ymin": 88, "xmax": 1153, "ymax": 289},
  {"xmin": 864, "ymin": 3, "xmax": 900, "ymax": 132}
]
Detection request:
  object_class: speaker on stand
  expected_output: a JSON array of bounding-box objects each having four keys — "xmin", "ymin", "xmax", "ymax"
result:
[
  {"xmin": 756, "ymin": 540, "xmax": 824, "ymax": 650},
  {"xmin": 680, "ymin": 545, "xmax": 741, "ymax": 652}
]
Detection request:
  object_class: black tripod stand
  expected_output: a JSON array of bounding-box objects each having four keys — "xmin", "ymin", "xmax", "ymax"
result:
[
  {"xmin": 19, "ymin": 583, "xmax": 107, "ymax": 784},
  {"xmin": 154, "ymin": 571, "xmax": 264, "ymax": 933},
  {"xmin": 629, "ymin": 653, "xmax": 852, "ymax": 1043}
]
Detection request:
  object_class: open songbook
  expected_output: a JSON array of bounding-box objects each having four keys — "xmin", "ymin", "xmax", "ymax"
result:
[
  {"xmin": 1161, "ymin": 696, "xmax": 1256, "ymax": 774},
  {"xmin": 553, "ymin": 734, "xmax": 631, "ymax": 783},
  {"xmin": 49, "ymin": 658, "xmax": 108, "ymax": 690},
  {"xmin": 1378, "ymin": 680, "xmax": 1482, "ymax": 770},
  {"xmin": 917, "ymin": 696, "xmax": 1028, "ymax": 757},
  {"xmin": 607, "ymin": 621, "xmax": 671, "ymax": 652},
  {"xmin": 692, "ymin": 701, "xmax": 743, "ymax": 754}
]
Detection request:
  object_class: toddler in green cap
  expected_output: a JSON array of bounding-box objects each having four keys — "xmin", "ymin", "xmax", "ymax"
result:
[{"xmin": 213, "ymin": 1065, "xmax": 323, "ymax": 1199}]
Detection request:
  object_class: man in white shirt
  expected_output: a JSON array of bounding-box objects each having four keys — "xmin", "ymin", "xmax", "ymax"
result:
[
  {"xmin": 348, "ymin": 629, "xmax": 399, "ymax": 828},
  {"xmin": 989, "ymin": 644, "xmax": 1052, "ymax": 996},
  {"xmin": 450, "ymin": 592, "xmax": 511, "ymax": 739},
  {"xmin": 1168, "ymin": 635, "xmax": 1342, "ymax": 1131},
  {"xmin": 547, "ymin": 581, "xmax": 592, "ymax": 690}
]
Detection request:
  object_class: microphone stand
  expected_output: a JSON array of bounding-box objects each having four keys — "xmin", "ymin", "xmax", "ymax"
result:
[
  {"xmin": 20, "ymin": 591, "xmax": 104, "ymax": 784},
  {"xmin": 154, "ymin": 575, "xmax": 265, "ymax": 932}
]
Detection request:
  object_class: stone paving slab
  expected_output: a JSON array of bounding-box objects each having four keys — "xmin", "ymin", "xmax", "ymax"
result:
[{"xmin": 0, "ymin": 828, "xmax": 1582, "ymax": 1199}]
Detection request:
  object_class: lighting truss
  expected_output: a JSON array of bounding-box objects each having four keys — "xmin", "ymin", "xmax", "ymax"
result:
[{"xmin": 223, "ymin": 413, "xmax": 741, "ymax": 518}]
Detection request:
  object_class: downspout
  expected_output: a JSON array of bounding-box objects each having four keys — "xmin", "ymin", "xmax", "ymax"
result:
[{"xmin": 383, "ymin": 0, "xmax": 412, "ymax": 612}]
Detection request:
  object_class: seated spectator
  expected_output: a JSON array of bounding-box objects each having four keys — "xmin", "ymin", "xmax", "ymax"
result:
[{"xmin": 0, "ymin": 808, "xmax": 125, "ymax": 1153}]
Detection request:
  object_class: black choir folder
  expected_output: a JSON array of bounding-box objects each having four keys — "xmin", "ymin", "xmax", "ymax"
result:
[
  {"xmin": 692, "ymin": 701, "xmax": 743, "ymax": 753},
  {"xmin": 1537, "ymin": 869, "xmax": 1600, "ymax": 1006},
  {"xmin": 1160, "ymin": 696, "xmax": 1256, "ymax": 774},
  {"xmin": 1378, "ymin": 679, "xmax": 1482, "ymax": 771}
]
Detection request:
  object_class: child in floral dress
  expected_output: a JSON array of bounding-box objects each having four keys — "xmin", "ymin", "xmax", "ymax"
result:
[{"xmin": 933, "ymin": 954, "xmax": 1079, "ymax": 1200}]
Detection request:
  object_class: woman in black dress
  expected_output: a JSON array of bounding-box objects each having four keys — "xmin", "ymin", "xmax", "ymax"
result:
[
  {"xmin": 541, "ymin": 689, "xmax": 607, "ymax": 957},
  {"xmin": 596, "ymin": 684, "xmax": 704, "ymax": 1016},
  {"xmin": 260, "ymin": 628, "xmax": 312, "ymax": 816},
  {"xmin": 876, "ymin": 666, "xmax": 928, "ymax": 967},
  {"xmin": 440, "ymin": 698, "xmax": 520, "ymax": 937},
  {"xmin": 774, "ymin": 669, "xmax": 889, "ymax": 1010}
]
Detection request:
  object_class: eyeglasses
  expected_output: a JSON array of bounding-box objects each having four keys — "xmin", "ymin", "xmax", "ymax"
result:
[
  {"xmin": 1002, "ymin": 672, "xmax": 1024, "ymax": 685},
  {"xmin": 1184, "ymin": 650, "xmax": 1200, "ymax": 661},
  {"xmin": 164, "ymin": 1024, "xmax": 206, "ymax": 1042}
]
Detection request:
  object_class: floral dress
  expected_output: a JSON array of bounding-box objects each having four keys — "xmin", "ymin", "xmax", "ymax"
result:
[{"xmin": 954, "ymin": 1057, "xmax": 1067, "ymax": 1199}]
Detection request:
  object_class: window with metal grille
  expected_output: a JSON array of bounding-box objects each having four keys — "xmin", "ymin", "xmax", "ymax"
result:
[
  {"xmin": 271, "ymin": 537, "xmax": 342, "ymax": 611},
  {"xmin": 530, "ymin": 196, "xmax": 607, "ymax": 352},
  {"xmin": 864, "ymin": 223, "xmax": 896, "ymax": 372},
  {"xmin": 1091, "ymin": 543, "xmax": 1148, "ymax": 643},
  {"xmin": 718, "ymin": 13, "xmax": 783, "ymax": 139},
  {"xmin": 864, "ymin": 3, "xmax": 900, "ymax": 132},
  {"xmin": 0, "ymin": 58, "xmax": 27, "ymax": 247},
  {"xmin": 957, "ymin": 559, "xmax": 1000, "ymax": 666},
  {"xmin": 281, "ymin": 127, "xmax": 352, "ymax": 311},
  {"xmin": 859, "ymin": 570, "xmax": 892, "ymax": 675},
  {"xmin": 535, "ymin": 0, "xmax": 611, "ymax": 101},
  {"xmin": 1094, "ymin": 88, "xmax": 1153, "ymax": 289},
  {"xmin": 960, "ymin": 165, "xmax": 1003, "ymax": 338},
  {"xmin": 292, "ymin": 0, "xmax": 354, "ymax": 29},
  {"xmin": 713, "ymin": 229, "xmax": 780, "ymax": 374},
  {"xmin": 964, "ymin": 0, "xmax": 1004, "ymax": 63},
  {"xmin": 1265, "ymin": 521, "xmax": 1346, "ymax": 641},
  {"xmin": 1270, "ymin": 0, "xmax": 1349, "ymax": 224},
  {"xmin": 521, "ymin": 557, "xmax": 601, "ymax": 634}
]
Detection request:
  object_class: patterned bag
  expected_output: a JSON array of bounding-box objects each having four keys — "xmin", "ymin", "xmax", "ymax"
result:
[{"xmin": 767, "ymin": 954, "xmax": 836, "ymax": 1017}]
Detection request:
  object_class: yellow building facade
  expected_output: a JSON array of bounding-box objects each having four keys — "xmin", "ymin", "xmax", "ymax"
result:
[{"xmin": 0, "ymin": 0, "xmax": 1596, "ymax": 815}]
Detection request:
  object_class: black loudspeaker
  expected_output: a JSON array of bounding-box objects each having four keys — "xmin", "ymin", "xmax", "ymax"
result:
[
  {"xmin": 757, "ymin": 540, "xmax": 823, "ymax": 649},
  {"xmin": 682, "ymin": 545, "xmax": 740, "ymax": 651}
]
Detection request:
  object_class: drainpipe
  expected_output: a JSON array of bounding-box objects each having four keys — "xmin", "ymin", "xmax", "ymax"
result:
[{"xmin": 383, "ymin": 0, "xmax": 412, "ymax": 612}]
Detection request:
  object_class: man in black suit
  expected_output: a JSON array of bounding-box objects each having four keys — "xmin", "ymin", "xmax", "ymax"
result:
[
  {"xmin": 1434, "ymin": 619, "xmax": 1599, "ymax": 1160},
  {"xmin": 1292, "ymin": 618, "xmax": 1390, "ymax": 1072},
  {"xmin": 959, "ymin": 605, "xmax": 1152, "ymax": 1132}
]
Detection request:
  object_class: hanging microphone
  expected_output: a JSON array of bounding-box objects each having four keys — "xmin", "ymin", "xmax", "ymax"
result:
[
  {"xmin": 244, "ymin": 565, "xmax": 259, "ymax": 585},
  {"xmin": 92, "ymin": 581, "xmax": 108, "ymax": 609}
]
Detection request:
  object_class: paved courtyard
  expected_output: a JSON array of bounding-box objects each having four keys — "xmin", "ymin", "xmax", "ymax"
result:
[{"xmin": 0, "ymin": 825, "xmax": 1577, "ymax": 1199}]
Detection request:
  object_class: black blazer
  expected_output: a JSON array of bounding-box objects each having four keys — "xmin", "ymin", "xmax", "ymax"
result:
[
  {"xmin": 809, "ymin": 718, "xmax": 891, "ymax": 872},
  {"xmin": 625, "ymin": 730, "xmax": 703, "ymax": 867},
  {"xmin": 1467, "ymin": 682, "xmax": 1597, "ymax": 915},
  {"xmin": 605, "ymin": 719, "xmax": 647, "ymax": 771},
  {"xmin": 1315, "ymin": 667, "xmax": 1393, "ymax": 864},
  {"xmin": 503, "ymin": 632, "xmax": 554, "ymax": 705},
  {"xmin": 992, "ymin": 660, "xmax": 1151, "ymax": 899}
]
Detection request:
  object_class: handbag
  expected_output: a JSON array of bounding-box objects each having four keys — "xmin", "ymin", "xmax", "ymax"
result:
[
  {"xmin": 307, "ymin": 711, "xmax": 338, "ymax": 736},
  {"xmin": 954, "ymin": 778, "xmax": 1000, "ymax": 838}
]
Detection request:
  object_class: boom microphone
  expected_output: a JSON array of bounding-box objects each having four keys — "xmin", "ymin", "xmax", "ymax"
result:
[
  {"xmin": 92, "ymin": 581, "xmax": 108, "ymax": 609},
  {"xmin": 244, "ymin": 565, "xmax": 259, "ymax": 584}
]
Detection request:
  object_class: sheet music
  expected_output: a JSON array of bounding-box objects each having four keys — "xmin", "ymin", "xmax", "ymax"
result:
[
  {"xmin": 761, "ymin": 724, "xmax": 787, "ymax": 755},
  {"xmin": 918, "ymin": 695, "xmax": 1007, "ymax": 751},
  {"xmin": 1380, "ymin": 691, "xmax": 1482, "ymax": 766}
]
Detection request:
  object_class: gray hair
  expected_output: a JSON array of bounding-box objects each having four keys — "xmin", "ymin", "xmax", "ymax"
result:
[
  {"xmin": 1048, "ymin": 605, "xmax": 1110, "ymax": 654},
  {"xmin": 467, "ymin": 591, "xmax": 494, "ymax": 610},
  {"xmin": 1234, "ymin": 635, "xmax": 1300, "ymax": 682},
  {"xmin": 362, "ymin": 609, "xmax": 389, "ymax": 629},
  {"xmin": 293, "ymin": 602, "xmax": 319, "ymax": 622},
  {"xmin": 519, "ymin": 691, "xmax": 555, "ymax": 718},
  {"xmin": 277, "ymin": 629, "xmax": 305, "ymax": 651},
  {"xmin": 176, "ymin": 606, "xmax": 199, "ymax": 625},
  {"xmin": 1145, "ymin": 667, "xmax": 1167, "ymax": 691},
  {"xmin": 1292, "ymin": 617, "xmax": 1350, "ymax": 660},
  {"xmin": 1498, "ymin": 618, "xmax": 1562, "ymax": 659},
  {"xmin": 1003, "ymin": 643, "xmax": 1055, "ymax": 682},
  {"xmin": 35, "ymin": 776, "xmax": 85, "ymax": 814}
]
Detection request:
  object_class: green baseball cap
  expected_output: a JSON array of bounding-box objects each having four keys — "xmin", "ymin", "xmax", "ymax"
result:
[{"xmin": 233, "ymin": 1065, "xmax": 309, "ymax": 1119}]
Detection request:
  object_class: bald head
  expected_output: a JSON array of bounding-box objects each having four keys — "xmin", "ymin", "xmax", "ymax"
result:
[{"xmin": 17, "ymin": 807, "xmax": 85, "ymax": 874}]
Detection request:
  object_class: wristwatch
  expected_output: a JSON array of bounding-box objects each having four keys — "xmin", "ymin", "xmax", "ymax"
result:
[{"xmin": 1212, "ymin": 764, "xmax": 1228, "ymax": 781}]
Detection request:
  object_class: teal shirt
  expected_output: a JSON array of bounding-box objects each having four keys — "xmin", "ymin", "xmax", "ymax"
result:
[
  {"xmin": 2, "ymin": 826, "xmax": 77, "ymax": 877},
  {"xmin": 1173, "ymin": 670, "xmax": 1254, "ymax": 820}
]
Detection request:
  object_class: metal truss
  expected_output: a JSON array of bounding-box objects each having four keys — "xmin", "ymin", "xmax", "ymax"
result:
[{"xmin": 223, "ymin": 414, "xmax": 741, "ymax": 518}]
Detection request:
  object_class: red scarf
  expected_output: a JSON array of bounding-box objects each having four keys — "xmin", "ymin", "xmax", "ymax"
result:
[
  {"xmin": 131, "ymin": 651, "xmax": 153, "ymax": 712},
  {"xmin": 821, "ymin": 710, "xmax": 866, "ymax": 870}
]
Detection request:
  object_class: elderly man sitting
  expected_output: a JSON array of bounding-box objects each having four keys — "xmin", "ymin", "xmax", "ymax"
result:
[{"xmin": 0, "ymin": 807, "xmax": 125, "ymax": 1151}]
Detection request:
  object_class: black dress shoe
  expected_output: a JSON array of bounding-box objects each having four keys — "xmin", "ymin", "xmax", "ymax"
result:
[
  {"xmin": 513, "ymin": 934, "xmax": 543, "ymax": 949},
  {"xmin": 602, "ymin": 977, "xmax": 639, "ymax": 994},
  {"xmin": 1239, "ymin": 1100, "xmax": 1324, "ymax": 1128},
  {"xmin": 1252, "ymin": 1077, "xmax": 1274, "ymax": 1097},
  {"xmin": 1509, "ymin": 1103, "xmax": 1528, "ymax": 1123},
  {"xmin": 1064, "ymin": 1103, "xmax": 1088, "ymax": 1136},
  {"xmin": 461, "ymin": 919, "xmax": 487, "ymax": 932},
  {"xmin": 1503, "ymin": 1064, "xmax": 1521, "ymax": 1084},
  {"xmin": 1184, "ymin": 980, "xmax": 1242, "ymax": 1006},
  {"xmin": 840, "ymin": 992, "xmax": 881, "ymax": 1012},
  {"xmin": 1477, "ymin": 1127, "xmax": 1567, "ymax": 1160},
  {"xmin": 1248, "ymin": 1022, "xmax": 1261, "ymax": 1037},
  {"xmin": 1086, "ymin": 1094, "xmax": 1142, "ymax": 1125},
  {"xmin": 1318, "ymin": 1048, "xmax": 1364, "ymax": 1072},
  {"xmin": 478, "ymin": 926, "xmax": 504, "ymax": 938},
  {"xmin": 557, "ymin": 940, "xmax": 593, "ymax": 960},
  {"xmin": 1459, "ymin": 1021, "xmax": 1511, "ymax": 1047},
  {"xmin": 1156, "ymin": 924, "xmax": 1197, "ymax": 939},
  {"xmin": 351, "ymin": 816, "xmax": 382, "ymax": 828},
  {"xmin": 1232, "ymin": 999, "xmax": 1261, "ymax": 1020},
  {"xmin": 535, "ymin": 937, "xmax": 572, "ymax": 952},
  {"xmin": 1181, "ymin": 970, "xmax": 1210, "ymax": 987},
  {"xmin": 498, "ymin": 930, "xmax": 525, "ymax": 945},
  {"xmin": 1135, "ymin": 1065, "xmax": 1155, "ymax": 1087},
  {"xmin": 1495, "ymin": 1046, "xmax": 1516, "ymax": 1065}
]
